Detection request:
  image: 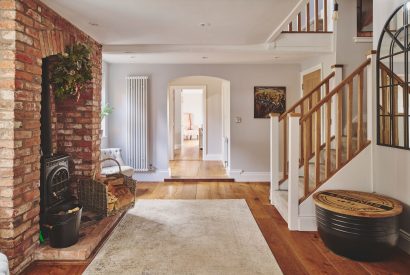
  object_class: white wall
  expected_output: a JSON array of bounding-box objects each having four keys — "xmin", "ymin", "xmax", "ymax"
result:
[
  {"xmin": 335, "ymin": 0, "xmax": 372, "ymax": 75},
  {"xmin": 372, "ymin": 0, "xmax": 410, "ymax": 253},
  {"xmin": 101, "ymin": 61, "xmax": 109, "ymax": 149},
  {"xmin": 107, "ymin": 64, "xmax": 300, "ymax": 177}
]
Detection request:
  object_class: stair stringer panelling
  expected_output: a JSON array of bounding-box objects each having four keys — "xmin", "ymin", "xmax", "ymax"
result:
[{"xmin": 297, "ymin": 145, "xmax": 373, "ymax": 231}]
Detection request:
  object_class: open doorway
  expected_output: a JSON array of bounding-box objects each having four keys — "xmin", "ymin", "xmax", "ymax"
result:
[
  {"xmin": 167, "ymin": 76, "xmax": 231, "ymax": 180},
  {"xmin": 176, "ymin": 88, "xmax": 204, "ymax": 161}
]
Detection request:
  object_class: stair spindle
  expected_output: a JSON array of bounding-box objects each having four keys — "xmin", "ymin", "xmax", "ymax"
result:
[
  {"xmin": 324, "ymin": 0, "xmax": 328, "ymax": 32},
  {"xmin": 303, "ymin": 119, "xmax": 310, "ymax": 197},
  {"xmin": 325, "ymin": 96, "xmax": 332, "ymax": 178},
  {"xmin": 314, "ymin": 0, "xmax": 319, "ymax": 31},
  {"xmin": 300, "ymin": 104, "xmax": 305, "ymax": 165},
  {"xmin": 315, "ymin": 108, "xmax": 321, "ymax": 186},
  {"xmin": 283, "ymin": 118, "xmax": 288, "ymax": 179},
  {"xmin": 297, "ymin": 13, "xmax": 302, "ymax": 32},
  {"xmin": 306, "ymin": 1, "xmax": 310, "ymax": 32},
  {"xmin": 347, "ymin": 80, "xmax": 353, "ymax": 159},
  {"xmin": 336, "ymin": 89, "xmax": 343, "ymax": 168},
  {"xmin": 358, "ymin": 71, "xmax": 364, "ymax": 149}
]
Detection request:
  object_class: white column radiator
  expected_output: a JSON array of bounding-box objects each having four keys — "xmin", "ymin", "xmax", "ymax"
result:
[{"xmin": 126, "ymin": 76, "xmax": 149, "ymax": 172}]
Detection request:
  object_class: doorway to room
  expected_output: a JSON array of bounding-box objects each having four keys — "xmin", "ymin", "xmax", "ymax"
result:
[
  {"xmin": 167, "ymin": 76, "xmax": 231, "ymax": 180},
  {"xmin": 176, "ymin": 88, "xmax": 204, "ymax": 161}
]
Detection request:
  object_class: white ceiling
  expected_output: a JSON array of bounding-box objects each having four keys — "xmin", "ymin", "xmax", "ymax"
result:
[
  {"xmin": 40, "ymin": 0, "xmax": 325, "ymax": 64},
  {"xmin": 102, "ymin": 51, "xmax": 317, "ymax": 64}
]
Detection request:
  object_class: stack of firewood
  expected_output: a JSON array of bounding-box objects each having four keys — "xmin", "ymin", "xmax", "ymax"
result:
[{"xmin": 99, "ymin": 176, "xmax": 135, "ymax": 213}]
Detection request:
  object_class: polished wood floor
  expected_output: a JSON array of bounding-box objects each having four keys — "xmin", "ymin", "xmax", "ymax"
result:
[
  {"xmin": 169, "ymin": 140, "xmax": 228, "ymax": 179},
  {"xmin": 174, "ymin": 139, "xmax": 202, "ymax": 160},
  {"xmin": 23, "ymin": 182, "xmax": 410, "ymax": 275}
]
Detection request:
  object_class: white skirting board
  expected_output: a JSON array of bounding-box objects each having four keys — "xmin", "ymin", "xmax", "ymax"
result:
[
  {"xmin": 229, "ymin": 170, "xmax": 270, "ymax": 182},
  {"xmin": 132, "ymin": 170, "xmax": 169, "ymax": 182},
  {"xmin": 398, "ymin": 229, "xmax": 410, "ymax": 255}
]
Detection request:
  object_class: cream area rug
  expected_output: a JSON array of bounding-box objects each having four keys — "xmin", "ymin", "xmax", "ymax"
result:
[{"xmin": 83, "ymin": 199, "xmax": 283, "ymax": 275}]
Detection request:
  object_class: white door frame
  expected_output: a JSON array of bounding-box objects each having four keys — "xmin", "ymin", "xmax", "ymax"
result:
[
  {"xmin": 221, "ymin": 81, "xmax": 231, "ymax": 169},
  {"xmin": 168, "ymin": 85, "xmax": 207, "ymax": 161}
]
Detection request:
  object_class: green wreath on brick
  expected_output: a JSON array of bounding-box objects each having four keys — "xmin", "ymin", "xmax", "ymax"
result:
[{"xmin": 50, "ymin": 43, "xmax": 93, "ymax": 101}]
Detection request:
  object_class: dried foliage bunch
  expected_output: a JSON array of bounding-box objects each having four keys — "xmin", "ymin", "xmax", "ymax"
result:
[{"xmin": 50, "ymin": 43, "xmax": 93, "ymax": 101}]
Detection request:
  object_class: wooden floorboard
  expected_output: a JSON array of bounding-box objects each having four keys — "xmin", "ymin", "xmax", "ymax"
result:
[{"xmin": 22, "ymin": 182, "xmax": 410, "ymax": 275}]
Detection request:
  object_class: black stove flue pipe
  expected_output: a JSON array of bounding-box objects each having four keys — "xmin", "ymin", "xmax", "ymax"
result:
[{"xmin": 40, "ymin": 56, "xmax": 54, "ymax": 158}]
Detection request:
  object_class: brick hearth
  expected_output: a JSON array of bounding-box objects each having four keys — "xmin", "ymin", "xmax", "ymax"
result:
[
  {"xmin": 0, "ymin": 0, "xmax": 102, "ymax": 273},
  {"xmin": 34, "ymin": 212, "xmax": 124, "ymax": 262}
]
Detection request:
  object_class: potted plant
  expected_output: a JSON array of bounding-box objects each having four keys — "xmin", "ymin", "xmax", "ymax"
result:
[
  {"xmin": 101, "ymin": 103, "xmax": 114, "ymax": 119},
  {"xmin": 50, "ymin": 43, "xmax": 93, "ymax": 101}
]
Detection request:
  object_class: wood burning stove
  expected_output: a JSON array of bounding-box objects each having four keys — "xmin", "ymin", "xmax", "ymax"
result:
[
  {"xmin": 40, "ymin": 56, "xmax": 82, "ymax": 248},
  {"xmin": 40, "ymin": 155, "xmax": 83, "ymax": 248}
]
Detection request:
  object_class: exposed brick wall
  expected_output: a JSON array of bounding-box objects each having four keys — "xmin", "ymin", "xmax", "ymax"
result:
[{"xmin": 0, "ymin": 0, "xmax": 102, "ymax": 273}]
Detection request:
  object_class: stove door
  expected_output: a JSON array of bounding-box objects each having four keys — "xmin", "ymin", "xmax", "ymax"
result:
[{"xmin": 46, "ymin": 165, "xmax": 70, "ymax": 208}]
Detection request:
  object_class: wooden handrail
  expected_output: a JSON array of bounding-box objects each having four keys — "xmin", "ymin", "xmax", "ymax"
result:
[
  {"xmin": 379, "ymin": 62, "xmax": 409, "ymax": 89},
  {"xmin": 300, "ymin": 58, "xmax": 371, "ymax": 122},
  {"xmin": 279, "ymin": 71, "xmax": 335, "ymax": 121},
  {"xmin": 378, "ymin": 61, "xmax": 408, "ymax": 146}
]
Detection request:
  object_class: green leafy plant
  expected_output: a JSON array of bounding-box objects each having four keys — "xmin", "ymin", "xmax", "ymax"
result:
[
  {"xmin": 50, "ymin": 43, "xmax": 93, "ymax": 101},
  {"xmin": 101, "ymin": 103, "xmax": 114, "ymax": 119}
]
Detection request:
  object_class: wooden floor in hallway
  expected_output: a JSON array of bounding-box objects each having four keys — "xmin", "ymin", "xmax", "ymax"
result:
[
  {"xmin": 23, "ymin": 182, "xmax": 410, "ymax": 275},
  {"xmin": 169, "ymin": 139, "xmax": 228, "ymax": 179},
  {"xmin": 174, "ymin": 139, "xmax": 202, "ymax": 160}
]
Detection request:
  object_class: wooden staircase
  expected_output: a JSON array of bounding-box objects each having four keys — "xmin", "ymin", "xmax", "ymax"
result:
[{"xmin": 270, "ymin": 55, "xmax": 375, "ymax": 230}]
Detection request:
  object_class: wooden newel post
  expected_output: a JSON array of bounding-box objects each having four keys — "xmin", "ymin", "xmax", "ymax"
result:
[
  {"xmin": 367, "ymin": 52, "xmax": 376, "ymax": 142},
  {"xmin": 270, "ymin": 113, "xmax": 280, "ymax": 204},
  {"xmin": 288, "ymin": 113, "xmax": 301, "ymax": 230}
]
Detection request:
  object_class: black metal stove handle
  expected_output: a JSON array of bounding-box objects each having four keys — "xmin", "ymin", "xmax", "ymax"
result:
[
  {"xmin": 94, "ymin": 157, "xmax": 122, "ymax": 180},
  {"xmin": 43, "ymin": 224, "xmax": 53, "ymax": 230}
]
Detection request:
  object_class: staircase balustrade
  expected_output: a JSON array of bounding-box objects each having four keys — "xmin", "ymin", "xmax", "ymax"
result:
[
  {"xmin": 270, "ymin": 55, "xmax": 375, "ymax": 218},
  {"xmin": 284, "ymin": 0, "xmax": 332, "ymax": 33}
]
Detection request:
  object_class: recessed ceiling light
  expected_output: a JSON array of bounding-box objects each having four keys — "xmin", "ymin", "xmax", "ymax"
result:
[
  {"xmin": 89, "ymin": 22, "xmax": 99, "ymax": 26},
  {"xmin": 199, "ymin": 22, "xmax": 211, "ymax": 27}
]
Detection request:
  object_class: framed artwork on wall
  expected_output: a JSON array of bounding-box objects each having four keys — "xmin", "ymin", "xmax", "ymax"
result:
[{"xmin": 254, "ymin": 86, "xmax": 286, "ymax": 118}]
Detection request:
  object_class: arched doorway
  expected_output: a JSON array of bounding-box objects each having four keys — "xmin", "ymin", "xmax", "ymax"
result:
[{"xmin": 167, "ymin": 76, "xmax": 231, "ymax": 179}]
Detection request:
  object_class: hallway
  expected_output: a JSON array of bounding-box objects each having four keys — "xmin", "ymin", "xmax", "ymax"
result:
[
  {"xmin": 169, "ymin": 140, "xmax": 228, "ymax": 179},
  {"xmin": 174, "ymin": 139, "xmax": 202, "ymax": 160}
]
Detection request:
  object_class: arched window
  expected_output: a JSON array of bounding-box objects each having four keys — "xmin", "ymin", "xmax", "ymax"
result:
[{"xmin": 377, "ymin": 3, "xmax": 410, "ymax": 150}]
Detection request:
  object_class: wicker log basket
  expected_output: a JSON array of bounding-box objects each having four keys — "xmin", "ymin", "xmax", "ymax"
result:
[{"xmin": 78, "ymin": 158, "xmax": 137, "ymax": 216}]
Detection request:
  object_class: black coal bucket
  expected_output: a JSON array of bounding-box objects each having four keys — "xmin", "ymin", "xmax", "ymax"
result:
[{"xmin": 45, "ymin": 201, "xmax": 83, "ymax": 248}]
